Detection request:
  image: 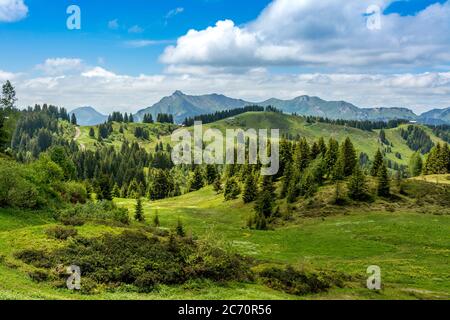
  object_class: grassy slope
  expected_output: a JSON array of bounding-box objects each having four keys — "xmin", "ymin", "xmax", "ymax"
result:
[
  {"xmin": 1, "ymin": 185, "xmax": 448, "ymax": 300},
  {"xmin": 74, "ymin": 112, "xmax": 448, "ymax": 166}
]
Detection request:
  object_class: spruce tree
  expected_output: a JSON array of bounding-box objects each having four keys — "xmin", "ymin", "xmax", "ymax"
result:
[
  {"xmin": 325, "ymin": 138, "xmax": 339, "ymax": 177},
  {"xmin": 341, "ymin": 137, "xmax": 357, "ymax": 176},
  {"xmin": 371, "ymin": 149, "xmax": 384, "ymax": 177},
  {"xmin": 134, "ymin": 198, "xmax": 145, "ymax": 222},
  {"xmin": 1, "ymin": 80, "xmax": 17, "ymax": 110},
  {"xmin": 189, "ymin": 166, "xmax": 204, "ymax": 191},
  {"xmin": 71, "ymin": 113, "xmax": 77, "ymax": 126},
  {"xmin": 153, "ymin": 210, "xmax": 160, "ymax": 227},
  {"xmin": 176, "ymin": 218, "xmax": 185, "ymax": 237},
  {"xmin": 213, "ymin": 177, "xmax": 223, "ymax": 193},
  {"xmin": 347, "ymin": 165, "xmax": 369, "ymax": 201},
  {"xmin": 409, "ymin": 152, "xmax": 423, "ymax": 177},
  {"xmin": 89, "ymin": 127, "xmax": 95, "ymax": 137},
  {"xmin": 243, "ymin": 174, "xmax": 258, "ymax": 203},
  {"xmin": 205, "ymin": 165, "xmax": 218, "ymax": 185},
  {"xmin": 377, "ymin": 163, "xmax": 390, "ymax": 197},
  {"xmin": 111, "ymin": 183, "xmax": 121, "ymax": 198},
  {"xmin": 224, "ymin": 177, "xmax": 240, "ymax": 200}
]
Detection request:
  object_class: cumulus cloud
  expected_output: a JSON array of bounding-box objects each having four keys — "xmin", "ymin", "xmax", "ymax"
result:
[
  {"xmin": 4, "ymin": 62, "xmax": 450, "ymax": 114},
  {"xmin": 0, "ymin": 0, "xmax": 28, "ymax": 22},
  {"xmin": 36, "ymin": 58, "xmax": 84, "ymax": 75},
  {"xmin": 160, "ymin": 0, "xmax": 450, "ymax": 71}
]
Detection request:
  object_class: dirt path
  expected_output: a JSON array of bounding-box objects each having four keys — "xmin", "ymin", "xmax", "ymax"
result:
[{"xmin": 73, "ymin": 127, "xmax": 86, "ymax": 150}]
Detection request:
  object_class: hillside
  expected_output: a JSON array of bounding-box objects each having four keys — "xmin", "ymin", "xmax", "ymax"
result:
[
  {"xmin": 418, "ymin": 107, "xmax": 450, "ymax": 125},
  {"xmin": 73, "ymin": 111, "xmax": 448, "ymax": 167}
]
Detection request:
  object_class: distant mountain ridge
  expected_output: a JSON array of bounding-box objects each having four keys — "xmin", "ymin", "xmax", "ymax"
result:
[
  {"xmin": 71, "ymin": 91, "xmax": 450, "ymax": 125},
  {"xmin": 69, "ymin": 106, "xmax": 108, "ymax": 126}
]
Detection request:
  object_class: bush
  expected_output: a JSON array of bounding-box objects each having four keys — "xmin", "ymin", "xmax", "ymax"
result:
[
  {"xmin": 45, "ymin": 225, "xmax": 78, "ymax": 240},
  {"xmin": 258, "ymin": 266, "xmax": 346, "ymax": 296},
  {"xmin": 17, "ymin": 230, "xmax": 252, "ymax": 293},
  {"xmin": 58, "ymin": 181, "xmax": 87, "ymax": 204},
  {"xmin": 56, "ymin": 201, "xmax": 130, "ymax": 225},
  {"xmin": 28, "ymin": 269, "xmax": 50, "ymax": 283}
]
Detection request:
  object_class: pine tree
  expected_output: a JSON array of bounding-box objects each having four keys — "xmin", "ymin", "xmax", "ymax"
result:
[
  {"xmin": 89, "ymin": 127, "xmax": 95, "ymax": 137},
  {"xmin": 134, "ymin": 198, "xmax": 145, "ymax": 222},
  {"xmin": 377, "ymin": 163, "xmax": 390, "ymax": 197},
  {"xmin": 341, "ymin": 137, "xmax": 357, "ymax": 176},
  {"xmin": 71, "ymin": 113, "xmax": 77, "ymax": 126},
  {"xmin": 242, "ymin": 174, "xmax": 258, "ymax": 203},
  {"xmin": 409, "ymin": 152, "xmax": 423, "ymax": 177},
  {"xmin": 1, "ymin": 80, "xmax": 17, "ymax": 110},
  {"xmin": 153, "ymin": 210, "xmax": 160, "ymax": 227},
  {"xmin": 205, "ymin": 165, "xmax": 218, "ymax": 184},
  {"xmin": 213, "ymin": 177, "xmax": 223, "ymax": 193},
  {"xmin": 111, "ymin": 183, "xmax": 121, "ymax": 198},
  {"xmin": 371, "ymin": 149, "xmax": 384, "ymax": 177},
  {"xmin": 224, "ymin": 177, "xmax": 240, "ymax": 200},
  {"xmin": 347, "ymin": 165, "xmax": 369, "ymax": 201},
  {"xmin": 189, "ymin": 166, "xmax": 204, "ymax": 191},
  {"xmin": 325, "ymin": 138, "xmax": 339, "ymax": 177},
  {"xmin": 176, "ymin": 218, "xmax": 185, "ymax": 237},
  {"xmin": 254, "ymin": 212, "xmax": 267, "ymax": 230},
  {"xmin": 254, "ymin": 175, "xmax": 276, "ymax": 218}
]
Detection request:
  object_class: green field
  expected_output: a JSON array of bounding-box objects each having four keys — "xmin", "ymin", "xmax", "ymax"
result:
[{"xmin": 1, "ymin": 185, "xmax": 449, "ymax": 300}]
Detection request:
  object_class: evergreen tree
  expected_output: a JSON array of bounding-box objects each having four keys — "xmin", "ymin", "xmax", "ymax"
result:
[
  {"xmin": 409, "ymin": 152, "xmax": 423, "ymax": 177},
  {"xmin": 96, "ymin": 174, "xmax": 113, "ymax": 201},
  {"xmin": 255, "ymin": 176, "xmax": 276, "ymax": 218},
  {"xmin": 189, "ymin": 166, "xmax": 204, "ymax": 191},
  {"xmin": 111, "ymin": 183, "xmax": 120, "ymax": 198},
  {"xmin": 89, "ymin": 127, "xmax": 95, "ymax": 137},
  {"xmin": 325, "ymin": 138, "xmax": 339, "ymax": 177},
  {"xmin": 371, "ymin": 149, "xmax": 384, "ymax": 177},
  {"xmin": 153, "ymin": 210, "xmax": 160, "ymax": 227},
  {"xmin": 134, "ymin": 198, "xmax": 145, "ymax": 222},
  {"xmin": 176, "ymin": 218, "xmax": 185, "ymax": 237},
  {"xmin": 347, "ymin": 165, "xmax": 369, "ymax": 201},
  {"xmin": 242, "ymin": 174, "xmax": 258, "ymax": 203},
  {"xmin": 71, "ymin": 113, "xmax": 77, "ymax": 126},
  {"xmin": 224, "ymin": 177, "xmax": 240, "ymax": 200},
  {"xmin": 213, "ymin": 177, "xmax": 223, "ymax": 193},
  {"xmin": 205, "ymin": 165, "xmax": 218, "ymax": 184},
  {"xmin": 0, "ymin": 80, "xmax": 17, "ymax": 110},
  {"xmin": 377, "ymin": 163, "xmax": 390, "ymax": 197},
  {"xmin": 254, "ymin": 212, "xmax": 268, "ymax": 230},
  {"xmin": 341, "ymin": 137, "xmax": 357, "ymax": 176}
]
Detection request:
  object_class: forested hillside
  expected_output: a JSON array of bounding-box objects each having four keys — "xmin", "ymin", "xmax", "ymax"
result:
[{"xmin": 1, "ymin": 81, "xmax": 450, "ymax": 300}]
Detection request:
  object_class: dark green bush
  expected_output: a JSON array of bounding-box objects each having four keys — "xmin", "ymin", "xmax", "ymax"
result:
[
  {"xmin": 258, "ymin": 266, "xmax": 346, "ymax": 296},
  {"xmin": 16, "ymin": 230, "xmax": 252, "ymax": 294},
  {"xmin": 45, "ymin": 225, "xmax": 78, "ymax": 240},
  {"xmin": 28, "ymin": 269, "xmax": 49, "ymax": 282}
]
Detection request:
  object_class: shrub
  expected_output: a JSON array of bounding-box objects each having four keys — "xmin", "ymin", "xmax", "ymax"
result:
[
  {"xmin": 45, "ymin": 226, "xmax": 78, "ymax": 240},
  {"xmin": 56, "ymin": 201, "xmax": 130, "ymax": 225},
  {"xmin": 58, "ymin": 181, "xmax": 87, "ymax": 204},
  {"xmin": 28, "ymin": 269, "xmax": 50, "ymax": 282},
  {"xmin": 258, "ymin": 266, "xmax": 346, "ymax": 296}
]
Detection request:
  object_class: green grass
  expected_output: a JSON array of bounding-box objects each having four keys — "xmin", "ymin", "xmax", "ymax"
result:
[{"xmin": 1, "ymin": 186, "xmax": 449, "ymax": 299}]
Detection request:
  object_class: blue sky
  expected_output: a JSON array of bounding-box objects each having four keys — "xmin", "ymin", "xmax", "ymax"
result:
[
  {"xmin": 1, "ymin": 0, "xmax": 274, "ymax": 74},
  {"xmin": 1, "ymin": 0, "xmax": 449, "ymax": 113}
]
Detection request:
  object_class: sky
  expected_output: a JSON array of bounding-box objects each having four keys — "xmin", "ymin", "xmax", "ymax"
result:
[{"xmin": 0, "ymin": 0, "xmax": 450, "ymax": 114}]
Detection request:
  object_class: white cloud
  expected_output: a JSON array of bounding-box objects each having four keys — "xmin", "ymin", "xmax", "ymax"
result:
[
  {"xmin": 161, "ymin": 0, "xmax": 450, "ymax": 71},
  {"xmin": 0, "ymin": 0, "xmax": 28, "ymax": 22},
  {"xmin": 128, "ymin": 25, "xmax": 144, "ymax": 34},
  {"xmin": 108, "ymin": 19, "xmax": 119, "ymax": 30},
  {"xmin": 0, "ymin": 69, "xmax": 18, "ymax": 81},
  {"xmin": 36, "ymin": 58, "xmax": 84, "ymax": 75},
  {"xmin": 81, "ymin": 67, "xmax": 117, "ymax": 79},
  {"xmin": 165, "ymin": 7, "xmax": 184, "ymax": 19},
  {"xmin": 4, "ymin": 63, "xmax": 450, "ymax": 114},
  {"xmin": 124, "ymin": 39, "xmax": 174, "ymax": 48}
]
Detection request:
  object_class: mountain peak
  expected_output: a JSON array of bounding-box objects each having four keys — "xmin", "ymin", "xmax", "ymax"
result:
[{"xmin": 172, "ymin": 90, "xmax": 185, "ymax": 96}]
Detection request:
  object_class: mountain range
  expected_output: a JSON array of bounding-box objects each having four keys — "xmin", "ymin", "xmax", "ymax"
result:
[{"xmin": 70, "ymin": 91, "xmax": 450, "ymax": 126}]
